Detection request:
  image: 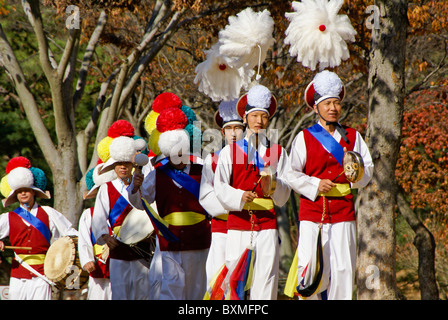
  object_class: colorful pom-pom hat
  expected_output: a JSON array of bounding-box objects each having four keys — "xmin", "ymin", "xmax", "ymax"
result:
[
  {"xmin": 1, "ymin": 156, "xmax": 51, "ymax": 207},
  {"xmin": 84, "ymin": 160, "xmax": 117, "ymax": 200}
]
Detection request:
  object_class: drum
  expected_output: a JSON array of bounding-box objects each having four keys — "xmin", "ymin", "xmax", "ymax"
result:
[
  {"xmin": 44, "ymin": 236, "xmax": 89, "ymax": 289},
  {"xmin": 260, "ymin": 166, "xmax": 277, "ymax": 197},
  {"xmin": 342, "ymin": 151, "xmax": 365, "ymax": 183},
  {"xmin": 117, "ymin": 208, "xmax": 155, "ymax": 261},
  {"xmin": 119, "ymin": 208, "xmax": 154, "ymax": 245}
]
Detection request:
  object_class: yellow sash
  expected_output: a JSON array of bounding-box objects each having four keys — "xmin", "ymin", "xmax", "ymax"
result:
[
  {"xmin": 319, "ymin": 183, "xmax": 351, "ymax": 197},
  {"xmin": 17, "ymin": 254, "xmax": 46, "ymax": 265},
  {"xmin": 215, "ymin": 214, "xmax": 228, "ymax": 221},
  {"xmin": 163, "ymin": 211, "xmax": 206, "ymax": 226},
  {"xmin": 93, "ymin": 244, "xmax": 105, "ymax": 256},
  {"xmin": 243, "ymin": 198, "xmax": 274, "ymax": 211}
]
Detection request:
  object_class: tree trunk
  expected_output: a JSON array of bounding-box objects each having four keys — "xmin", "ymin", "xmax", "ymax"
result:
[
  {"xmin": 396, "ymin": 190, "xmax": 439, "ymax": 300},
  {"xmin": 356, "ymin": 0, "xmax": 408, "ymax": 300}
]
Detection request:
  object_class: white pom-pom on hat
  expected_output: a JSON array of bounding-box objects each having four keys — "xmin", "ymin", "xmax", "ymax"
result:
[
  {"xmin": 158, "ymin": 129, "xmax": 190, "ymax": 163},
  {"xmin": 284, "ymin": 0, "xmax": 357, "ymax": 71},
  {"xmin": 236, "ymin": 85, "xmax": 277, "ymax": 119},
  {"xmin": 100, "ymin": 136, "xmax": 141, "ymax": 174},
  {"xmin": 214, "ymin": 98, "xmax": 244, "ymax": 128},
  {"xmin": 3, "ymin": 167, "xmax": 50, "ymax": 207},
  {"xmin": 304, "ymin": 70, "xmax": 345, "ymax": 108}
]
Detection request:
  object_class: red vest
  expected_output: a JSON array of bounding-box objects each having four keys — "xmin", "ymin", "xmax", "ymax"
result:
[
  {"xmin": 299, "ymin": 126, "xmax": 357, "ymax": 223},
  {"xmin": 155, "ymin": 164, "xmax": 211, "ymax": 251},
  {"xmin": 9, "ymin": 206, "xmax": 50, "ymax": 279},
  {"xmin": 210, "ymin": 152, "xmax": 227, "ymax": 234},
  {"xmin": 227, "ymin": 141, "xmax": 282, "ymax": 231}
]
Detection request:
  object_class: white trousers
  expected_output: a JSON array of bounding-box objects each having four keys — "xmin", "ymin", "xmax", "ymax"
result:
[
  {"xmin": 87, "ymin": 277, "xmax": 112, "ymax": 300},
  {"xmin": 110, "ymin": 258, "xmax": 150, "ymax": 300},
  {"xmin": 159, "ymin": 249, "xmax": 208, "ymax": 300},
  {"xmin": 297, "ymin": 221, "xmax": 356, "ymax": 300},
  {"xmin": 205, "ymin": 232, "xmax": 227, "ymax": 286},
  {"xmin": 9, "ymin": 277, "xmax": 52, "ymax": 300},
  {"xmin": 148, "ymin": 238, "xmax": 162, "ymax": 300},
  {"xmin": 225, "ymin": 229, "xmax": 279, "ymax": 300}
]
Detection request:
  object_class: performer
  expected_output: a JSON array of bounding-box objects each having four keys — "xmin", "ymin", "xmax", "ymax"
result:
[
  {"xmin": 91, "ymin": 135, "xmax": 152, "ymax": 300},
  {"xmin": 129, "ymin": 106, "xmax": 211, "ymax": 300},
  {"xmin": 199, "ymin": 99, "xmax": 245, "ymax": 290},
  {"xmin": 287, "ymin": 70, "xmax": 373, "ymax": 300},
  {"xmin": 213, "ymin": 85, "xmax": 291, "ymax": 300},
  {"xmin": 78, "ymin": 162, "xmax": 115, "ymax": 300},
  {"xmin": 0, "ymin": 157, "xmax": 77, "ymax": 300}
]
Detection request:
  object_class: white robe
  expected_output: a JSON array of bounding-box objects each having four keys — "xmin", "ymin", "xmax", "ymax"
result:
[
  {"xmin": 213, "ymin": 136, "xmax": 291, "ymax": 300},
  {"xmin": 92, "ymin": 179, "xmax": 150, "ymax": 300}
]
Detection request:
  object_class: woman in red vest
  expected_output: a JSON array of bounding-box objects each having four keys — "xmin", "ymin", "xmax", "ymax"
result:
[{"xmin": 287, "ymin": 70, "xmax": 374, "ymax": 299}]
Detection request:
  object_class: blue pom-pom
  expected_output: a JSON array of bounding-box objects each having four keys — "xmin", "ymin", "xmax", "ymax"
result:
[
  {"xmin": 181, "ymin": 105, "xmax": 197, "ymax": 125},
  {"xmin": 29, "ymin": 167, "xmax": 47, "ymax": 191},
  {"xmin": 85, "ymin": 167, "xmax": 95, "ymax": 191}
]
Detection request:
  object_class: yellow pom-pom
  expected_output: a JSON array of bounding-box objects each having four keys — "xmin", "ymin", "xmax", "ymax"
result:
[
  {"xmin": 0, "ymin": 175, "xmax": 11, "ymax": 198},
  {"xmin": 97, "ymin": 136, "xmax": 114, "ymax": 162},
  {"xmin": 144, "ymin": 110, "xmax": 160, "ymax": 136},
  {"xmin": 148, "ymin": 129, "xmax": 162, "ymax": 155}
]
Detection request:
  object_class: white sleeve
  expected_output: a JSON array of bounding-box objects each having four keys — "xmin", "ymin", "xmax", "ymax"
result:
[
  {"xmin": 43, "ymin": 206, "xmax": 78, "ymax": 239},
  {"xmin": 286, "ymin": 131, "xmax": 321, "ymax": 201},
  {"xmin": 271, "ymin": 148, "xmax": 292, "ymax": 207},
  {"xmin": 351, "ymin": 131, "xmax": 374, "ymax": 189},
  {"xmin": 77, "ymin": 209, "xmax": 95, "ymax": 268},
  {"xmin": 127, "ymin": 170, "xmax": 156, "ymax": 209},
  {"xmin": 0, "ymin": 213, "xmax": 10, "ymax": 239},
  {"xmin": 199, "ymin": 154, "xmax": 227, "ymax": 217},
  {"xmin": 92, "ymin": 184, "xmax": 111, "ymax": 245},
  {"xmin": 213, "ymin": 146, "xmax": 246, "ymax": 211}
]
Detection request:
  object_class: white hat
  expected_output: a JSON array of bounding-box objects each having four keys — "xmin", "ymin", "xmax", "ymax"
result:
[
  {"xmin": 236, "ymin": 85, "xmax": 277, "ymax": 119},
  {"xmin": 2, "ymin": 158, "xmax": 51, "ymax": 207},
  {"xmin": 99, "ymin": 136, "xmax": 142, "ymax": 174},
  {"xmin": 214, "ymin": 98, "xmax": 244, "ymax": 128},
  {"xmin": 84, "ymin": 163, "xmax": 117, "ymax": 200},
  {"xmin": 305, "ymin": 70, "xmax": 345, "ymax": 107}
]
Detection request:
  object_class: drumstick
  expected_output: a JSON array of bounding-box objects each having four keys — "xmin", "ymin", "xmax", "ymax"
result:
[
  {"xmin": 331, "ymin": 170, "xmax": 345, "ymax": 182},
  {"xmin": 251, "ymin": 171, "xmax": 269, "ymax": 192},
  {"xmin": 4, "ymin": 246, "xmax": 32, "ymax": 250}
]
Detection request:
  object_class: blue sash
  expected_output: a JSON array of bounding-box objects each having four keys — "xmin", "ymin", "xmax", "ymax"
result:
[
  {"xmin": 13, "ymin": 207, "xmax": 51, "ymax": 245},
  {"xmin": 109, "ymin": 195, "xmax": 131, "ymax": 228},
  {"xmin": 235, "ymin": 139, "xmax": 265, "ymax": 171},
  {"xmin": 159, "ymin": 164, "xmax": 200, "ymax": 200},
  {"xmin": 307, "ymin": 124, "xmax": 344, "ymax": 167}
]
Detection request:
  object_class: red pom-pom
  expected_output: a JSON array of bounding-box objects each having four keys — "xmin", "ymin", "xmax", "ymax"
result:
[
  {"xmin": 156, "ymin": 108, "xmax": 188, "ymax": 133},
  {"xmin": 152, "ymin": 92, "xmax": 182, "ymax": 113},
  {"xmin": 96, "ymin": 158, "xmax": 103, "ymax": 165},
  {"xmin": 218, "ymin": 64, "xmax": 227, "ymax": 71},
  {"xmin": 107, "ymin": 120, "xmax": 135, "ymax": 138},
  {"xmin": 318, "ymin": 24, "xmax": 326, "ymax": 32},
  {"xmin": 6, "ymin": 156, "xmax": 31, "ymax": 174}
]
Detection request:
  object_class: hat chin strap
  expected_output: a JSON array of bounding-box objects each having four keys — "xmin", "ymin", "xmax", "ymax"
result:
[{"xmin": 316, "ymin": 105, "xmax": 349, "ymax": 144}]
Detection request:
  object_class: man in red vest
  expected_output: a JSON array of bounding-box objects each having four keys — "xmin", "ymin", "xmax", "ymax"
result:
[
  {"xmin": 213, "ymin": 85, "xmax": 291, "ymax": 300},
  {"xmin": 0, "ymin": 157, "xmax": 77, "ymax": 300},
  {"xmin": 287, "ymin": 70, "xmax": 373, "ymax": 299},
  {"xmin": 129, "ymin": 106, "xmax": 211, "ymax": 300},
  {"xmin": 199, "ymin": 98, "xmax": 245, "ymax": 295}
]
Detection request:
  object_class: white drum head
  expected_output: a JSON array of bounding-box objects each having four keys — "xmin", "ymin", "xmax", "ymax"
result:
[
  {"xmin": 119, "ymin": 208, "xmax": 154, "ymax": 245},
  {"xmin": 44, "ymin": 236, "xmax": 76, "ymax": 281}
]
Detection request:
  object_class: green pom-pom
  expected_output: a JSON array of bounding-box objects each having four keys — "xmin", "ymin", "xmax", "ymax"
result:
[
  {"xmin": 29, "ymin": 167, "xmax": 47, "ymax": 191},
  {"xmin": 181, "ymin": 105, "xmax": 197, "ymax": 125},
  {"xmin": 85, "ymin": 167, "xmax": 95, "ymax": 191}
]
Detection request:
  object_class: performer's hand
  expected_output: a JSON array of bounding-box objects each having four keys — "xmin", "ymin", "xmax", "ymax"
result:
[
  {"xmin": 132, "ymin": 172, "xmax": 144, "ymax": 193},
  {"xmin": 101, "ymin": 234, "xmax": 120, "ymax": 250},
  {"xmin": 83, "ymin": 261, "xmax": 96, "ymax": 273},
  {"xmin": 318, "ymin": 179, "xmax": 336, "ymax": 194},
  {"xmin": 0, "ymin": 241, "xmax": 4, "ymax": 251},
  {"xmin": 242, "ymin": 191, "xmax": 258, "ymax": 203}
]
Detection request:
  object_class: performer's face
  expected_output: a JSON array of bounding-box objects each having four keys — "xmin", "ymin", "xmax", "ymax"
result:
[
  {"xmin": 114, "ymin": 162, "xmax": 133, "ymax": 179},
  {"xmin": 314, "ymin": 98, "xmax": 342, "ymax": 123},
  {"xmin": 244, "ymin": 111, "xmax": 269, "ymax": 133},
  {"xmin": 222, "ymin": 124, "xmax": 244, "ymax": 144},
  {"xmin": 16, "ymin": 188, "xmax": 35, "ymax": 206}
]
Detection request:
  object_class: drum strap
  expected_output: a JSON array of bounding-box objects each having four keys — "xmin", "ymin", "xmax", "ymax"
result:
[
  {"xmin": 319, "ymin": 183, "xmax": 351, "ymax": 197},
  {"xmin": 243, "ymin": 198, "xmax": 274, "ymax": 211}
]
